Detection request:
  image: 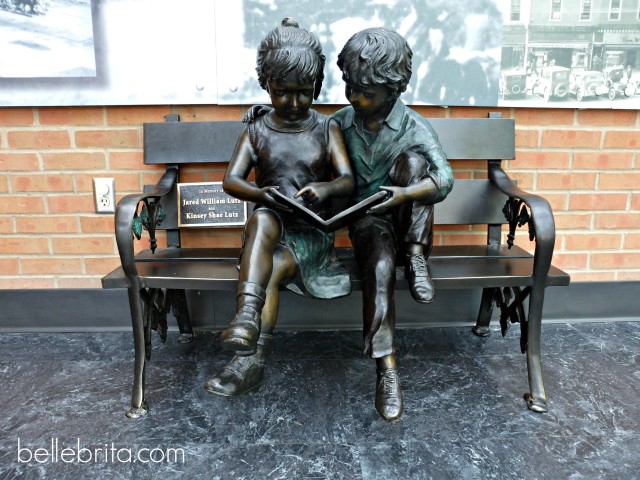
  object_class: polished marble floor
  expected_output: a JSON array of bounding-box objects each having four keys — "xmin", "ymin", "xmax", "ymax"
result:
[{"xmin": 0, "ymin": 321, "xmax": 639, "ymax": 479}]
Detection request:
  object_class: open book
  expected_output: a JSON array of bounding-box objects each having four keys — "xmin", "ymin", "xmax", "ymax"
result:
[{"xmin": 268, "ymin": 188, "xmax": 388, "ymax": 233}]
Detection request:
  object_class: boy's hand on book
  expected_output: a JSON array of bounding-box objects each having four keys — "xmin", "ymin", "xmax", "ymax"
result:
[
  {"xmin": 368, "ymin": 186, "xmax": 406, "ymax": 213},
  {"xmin": 295, "ymin": 183, "xmax": 330, "ymax": 205}
]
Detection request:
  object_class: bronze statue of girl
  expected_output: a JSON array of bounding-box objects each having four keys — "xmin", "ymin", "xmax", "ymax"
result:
[{"xmin": 205, "ymin": 18, "xmax": 354, "ymax": 396}]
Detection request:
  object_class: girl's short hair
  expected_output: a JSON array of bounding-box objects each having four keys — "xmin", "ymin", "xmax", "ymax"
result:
[
  {"xmin": 337, "ymin": 27, "xmax": 412, "ymax": 98},
  {"xmin": 256, "ymin": 17, "xmax": 325, "ymax": 99}
]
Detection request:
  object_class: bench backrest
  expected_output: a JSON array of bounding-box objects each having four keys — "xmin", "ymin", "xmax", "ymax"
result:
[{"xmin": 143, "ymin": 114, "xmax": 515, "ymax": 237}]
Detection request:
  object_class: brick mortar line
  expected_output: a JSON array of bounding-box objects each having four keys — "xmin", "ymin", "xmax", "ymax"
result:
[
  {"xmin": 9, "ymin": 254, "xmax": 116, "ymax": 258},
  {"xmin": 549, "ymin": 229, "xmax": 640, "ymax": 233},
  {"xmin": 559, "ymin": 250, "xmax": 640, "ymax": 255},
  {"xmin": 509, "ymin": 169, "xmax": 637, "ymax": 172},
  {"xmin": 547, "ymin": 189, "xmax": 636, "ymax": 195},
  {"xmin": 0, "ymin": 235, "xmax": 116, "ymax": 239},
  {"xmin": 515, "ymin": 148, "xmax": 638, "ymax": 153},
  {"xmin": 0, "ymin": 274, "xmax": 106, "ymax": 278},
  {"xmin": 516, "ymin": 125, "xmax": 639, "ymax": 129},
  {"xmin": 565, "ymin": 229, "xmax": 640, "ymax": 235},
  {"xmin": 550, "ymin": 251, "xmax": 631, "ymax": 256},
  {"xmin": 1, "ymin": 150, "xmax": 140, "ymax": 157},
  {"xmin": 2, "ymin": 126, "xmax": 142, "ymax": 131},
  {"xmin": 0, "ymin": 213, "xmax": 112, "ymax": 216}
]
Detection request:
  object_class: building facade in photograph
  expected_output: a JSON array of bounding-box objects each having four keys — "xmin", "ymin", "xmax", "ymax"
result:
[{"xmin": 500, "ymin": 0, "xmax": 640, "ymax": 104}]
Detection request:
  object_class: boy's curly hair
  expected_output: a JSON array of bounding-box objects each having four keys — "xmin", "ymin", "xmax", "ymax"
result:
[
  {"xmin": 337, "ymin": 27, "xmax": 412, "ymax": 99},
  {"xmin": 256, "ymin": 17, "xmax": 325, "ymax": 100}
]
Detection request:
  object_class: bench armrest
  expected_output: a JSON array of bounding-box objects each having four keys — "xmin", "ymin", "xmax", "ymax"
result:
[
  {"xmin": 488, "ymin": 162, "xmax": 556, "ymax": 282},
  {"xmin": 115, "ymin": 168, "xmax": 178, "ymax": 284}
]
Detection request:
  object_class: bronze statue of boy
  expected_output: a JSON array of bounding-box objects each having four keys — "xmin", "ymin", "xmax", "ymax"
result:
[
  {"xmin": 205, "ymin": 18, "xmax": 354, "ymax": 396},
  {"xmin": 332, "ymin": 28, "xmax": 454, "ymax": 420}
]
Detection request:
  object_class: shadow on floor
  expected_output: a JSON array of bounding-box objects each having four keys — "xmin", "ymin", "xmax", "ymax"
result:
[{"xmin": 1, "ymin": 322, "xmax": 639, "ymax": 479}]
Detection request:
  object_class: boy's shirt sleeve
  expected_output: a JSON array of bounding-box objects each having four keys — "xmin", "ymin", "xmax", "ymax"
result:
[
  {"xmin": 402, "ymin": 109, "xmax": 454, "ymax": 203},
  {"xmin": 409, "ymin": 123, "xmax": 454, "ymax": 203}
]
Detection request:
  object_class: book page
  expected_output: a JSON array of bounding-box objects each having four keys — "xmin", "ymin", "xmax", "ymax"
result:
[{"xmin": 268, "ymin": 188, "xmax": 387, "ymax": 232}]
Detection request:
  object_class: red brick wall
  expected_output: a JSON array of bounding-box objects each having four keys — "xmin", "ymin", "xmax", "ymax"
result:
[{"xmin": 0, "ymin": 105, "xmax": 638, "ymax": 288}]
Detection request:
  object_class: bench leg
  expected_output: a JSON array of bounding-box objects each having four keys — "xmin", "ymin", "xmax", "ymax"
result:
[
  {"xmin": 473, "ymin": 285, "xmax": 548, "ymax": 412},
  {"xmin": 524, "ymin": 284, "xmax": 548, "ymax": 413},
  {"xmin": 472, "ymin": 287, "xmax": 496, "ymax": 337},
  {"xmin": 125, "ymin": 284, "xmax": 149, "ymax": 418},
  {"xmin": 166, "ymin": 288, "xmax": 193, "ymax": 343}
]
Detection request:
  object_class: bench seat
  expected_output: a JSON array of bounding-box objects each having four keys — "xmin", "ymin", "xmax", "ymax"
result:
[{"xmin": 103, "ymin": 246, "xmax": 570, "ymax": 291}]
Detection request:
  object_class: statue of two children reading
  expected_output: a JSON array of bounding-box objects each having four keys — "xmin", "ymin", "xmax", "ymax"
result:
[{"xmin": 205, "ymin": 18, "xmax": 453, "ymax": 422}]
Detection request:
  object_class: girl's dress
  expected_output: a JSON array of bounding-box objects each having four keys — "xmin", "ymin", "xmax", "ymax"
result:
[{"xmin": 243, "ymin": 108, "xmax": 351, "ymax": 299}]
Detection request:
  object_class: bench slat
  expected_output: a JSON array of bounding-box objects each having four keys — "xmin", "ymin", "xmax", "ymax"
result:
[
  {"xmin": 427, "ymin": 118, "xmax": 515, "ymax": 160},
  {"xmin": 149, "ymin": 178, "xmax": 511, "ymax": 231},
  {"xmin": 144, "ymin": 121, "xmax": 245, "ymax": 165},
  {"xmin": 132, "ymin": 245, "xmax": 534, "ymax": 262},
  {"xmin": 102, "ymin": 245, "xmax": 569, "ymax": 290},
  {"xmin": 434, "ymin": 180, "xmax": 509, "ymax": 225},
  {"xmin": 102, "ymin": 257, "xmax": 568, "ymax": 291},
  {"xmin": 143, "ymin": 118, "xmax": 515, "ymax": 165}
]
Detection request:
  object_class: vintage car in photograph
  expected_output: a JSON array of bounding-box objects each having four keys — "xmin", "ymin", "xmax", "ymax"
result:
[
  {"xmin": 603, "ymin": 65, "xmax": 636, "ymax": 99},
  {"xmin": 569, "ymin": 70, "xmax": 608, "ymax": 101},
  {"xmin": 499, "ymin": 70, "xmax": 528, "ymax": 99},
  {"xmin": 531, "ymin": 66, "xmax": 570, "ymax": 101}
]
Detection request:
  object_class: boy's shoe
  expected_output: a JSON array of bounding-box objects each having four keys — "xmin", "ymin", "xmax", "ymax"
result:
[
  {"xmin": 405, "ymin": 253, "xmax": 435, "ymax": 304},
  {"xmin": 375, "ymin": 368, "xmax": 403, "ymax": 421}
]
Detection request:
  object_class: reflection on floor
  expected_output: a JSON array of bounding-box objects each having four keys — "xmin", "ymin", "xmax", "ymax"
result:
[{"xmin": 1, "ymin": 322, "xmax": 639, "ymax": 479}]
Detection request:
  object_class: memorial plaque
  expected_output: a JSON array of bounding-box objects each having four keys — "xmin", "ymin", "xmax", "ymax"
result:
[{"xmin": 177, "ymin": 182, "xmax": 247, "ymax": 227}]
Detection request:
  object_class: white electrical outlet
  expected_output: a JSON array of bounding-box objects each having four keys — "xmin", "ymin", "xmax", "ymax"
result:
[{"xmin": 93, "ymin": 178, "xmax": 116, "ymax": 213}]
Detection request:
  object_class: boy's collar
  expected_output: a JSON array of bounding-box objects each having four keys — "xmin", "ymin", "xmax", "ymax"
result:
[
  {"xmin": 347, "ymin": 98, "xmax": 404, "ymax": 131},
  {"xmin": 384, "ymin": 99, "xmax": 404, "ymax": 131}
]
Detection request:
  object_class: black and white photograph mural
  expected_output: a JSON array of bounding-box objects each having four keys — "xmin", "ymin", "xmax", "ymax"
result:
[
  {"xmin": 499, "ymin": 0, "xmax": 640, "ymax": 108},
  {"xmin": 0, "ymin": 0, "xmax": 638, "ymax": 108},
  {"xmin": 216, "ymin": 0, "xmax": 503, "ymax": 106},
  {"xmin": 0, "ymin": 0, "xmax": 95, "ymax": 79},
  {"xmin": 0, "ymin": 0, "xmax": 219, "ymax": 106}
]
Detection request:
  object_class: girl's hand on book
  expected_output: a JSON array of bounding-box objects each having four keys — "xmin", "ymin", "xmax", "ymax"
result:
[
  {"xmin": 258, "ymin": 186, "xmax": 290, "ymax": 211},
  {"xmin": 296, "ymin": 183, "xmax": 330, "ymax": 204}
]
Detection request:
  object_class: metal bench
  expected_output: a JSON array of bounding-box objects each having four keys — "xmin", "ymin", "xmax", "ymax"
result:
[{"xmin": 102, "ymin": 113, "xmax": 570, "ymax": 418}]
